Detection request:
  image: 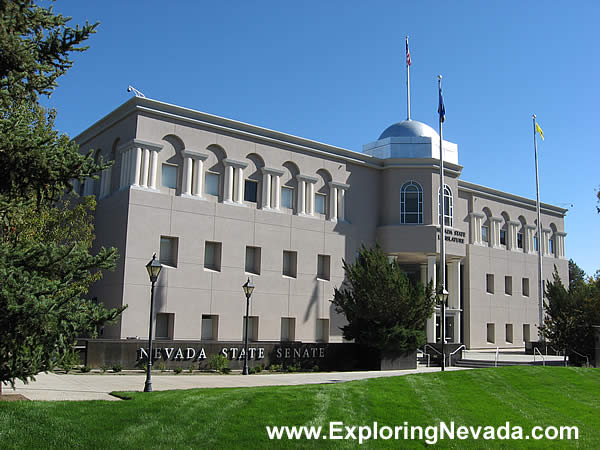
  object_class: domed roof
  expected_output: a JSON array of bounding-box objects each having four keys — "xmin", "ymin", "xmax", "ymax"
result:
[{"xmin": 378, "ymin": 119, "xmax": 438, "ymax": 140}]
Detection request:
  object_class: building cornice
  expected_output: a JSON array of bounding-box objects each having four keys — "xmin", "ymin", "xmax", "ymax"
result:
[
  {"xmin": 117, "ymin": 138, "xmax": 163, "ymax": 153},
  {"xmin": 458, "ymin": 180, "xmax": 567, "ymax": 216}
]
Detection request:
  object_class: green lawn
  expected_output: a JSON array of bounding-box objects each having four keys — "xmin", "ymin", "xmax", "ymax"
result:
[{"xmin": 0, "ymin": 367, "xmax": 598, "ymax": 448}]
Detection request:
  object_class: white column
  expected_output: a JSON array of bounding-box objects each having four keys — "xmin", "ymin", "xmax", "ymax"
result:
[
  {"xmin": 224, "ymin": 164, "xmax": 234, "ymax": 203},
  {"xmin": 426, "ymin": 255, "xmax": 437, "ymax": 343},
  {"xmin": 149, "ymin": 150, "xmax": 159, "ymax": 190},
  {"xmin": 262, "ymin": 172, "xmax": 271, "ymax": 209},
  {"xmin": 182, "ymin": 157, "xmax": 192, "ymax": 196},
  {"xmin": 329, "ymin": 185, "xmax": 338, "ymax": 221},
  {"xmin": 235, "ymin": 167, "xmax": 244, "ymax": 203},
  {"xmin": 120, "ymin": 151, "xmax": 129, "ymax": 189},
  {"xmin": 273, "ymin": 175, "xmax": 281, "ymax": 210},
  {"xmin": 127, "ymin": 148, "xmax": 134, "ymax": 185},
  {"xmin": 134, "ymin": 148, "xmax": 144, "ymax": 187},
  {"xmin": 307, "ymin": 182, "xmax": 315, "ymax": 215},
  {"xmin": 448, "ymin": 261, "xmax": 460, "ymax": 309},
  {"xmin": 338, "ymin": 189, "xmax": 346, "ymax": 221},
  {"xmin": 298, "ymin": 179, "xmax": 306, "ymax": 214},
  {"xmin": 99, "ymin": 169, "xmax": 108, "ymax": 198},
  {"xmin": 420, "ymin": 264, "xmax": 427, "ymax": 284},
  {"xmin": 490, "ymin": 218, "xmax": 502, "ymax": 248},
  {"xmin": 193, "ymin": 159, "xmax": 203, "ymax": 197},
  {"xmin": 543, "ymin": 230, "xmax": 551, "ymax": 255},
  {"xmin": 143, "ymin": 148, "xmax": 151, "ymax": 187}
]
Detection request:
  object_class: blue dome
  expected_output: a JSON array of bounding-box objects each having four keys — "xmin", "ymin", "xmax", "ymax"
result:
[{"xmin": 378, "ymin": 120, "xmax": 438, "ymax": 140}]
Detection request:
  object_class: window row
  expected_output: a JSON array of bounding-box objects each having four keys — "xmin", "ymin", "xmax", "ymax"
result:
[
  {"xmin": 471, "ymin": 211, "xmax": 565, "ymax": 258},
  {"xmin": 154, "ymin": 312, "xmax": 330, "ymax": 343},
  {"xmin": 485, "ymin": 274, "xmax": 531, "ymax": 297},
  {"xmin": 160, "ymin": 236, "xmax": 332, "ymax": 280},
  {"xmin": 486, "ymin": 323, "xmax": 531, "ymax": 344},
  {"xmin": 400, "ymin": 181, "xmax": 453, "ymax": 227}
]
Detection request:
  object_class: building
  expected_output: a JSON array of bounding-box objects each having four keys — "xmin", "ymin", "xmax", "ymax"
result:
[{"xmin": 76, "ymin": 96, "xmax": 567, "ymax": 361}]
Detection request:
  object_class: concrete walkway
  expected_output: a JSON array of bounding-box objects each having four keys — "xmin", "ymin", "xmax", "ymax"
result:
[{"xmin": 4, "ymin": 366, "xmax": 467, "ymax": 401}]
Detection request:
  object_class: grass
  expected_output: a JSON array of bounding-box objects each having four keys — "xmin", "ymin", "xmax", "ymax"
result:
[{"xmin": 0, "ymin": 366, "xmax": 598, "ymax": 448}]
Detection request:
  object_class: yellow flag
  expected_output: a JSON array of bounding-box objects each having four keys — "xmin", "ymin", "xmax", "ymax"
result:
[{"xmin": 535, "ymin": 123, "xmax": 544, "ymax": 140}]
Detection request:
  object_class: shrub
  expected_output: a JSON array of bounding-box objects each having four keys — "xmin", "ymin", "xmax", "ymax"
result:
[
  {"xmin": 100, "ymin": 365, "xmax": 109, "ymax": 373},
  {"xmin": 154, "ymin": 361, "xmax": 167, "ymax": 372},
  {"xmin": 174, "ymin": 367, "xmax": 183, "ymax": 374},
  {"xmin": 187, "ymin": 367, "xmax": 193, "ymax": 373},
  {"xmin": 208, "ymin": 354, "xmax": 230, "ymax": 374},
  {"xmin": 111, "ymin": 363, "xmax": 122, "ymax": 373},
  {"xmin": 269, "ymin": 364, "xmax": 283, "ymax": 372},
  {"xmin": 80, "ymin": 366, "xmax": 91, "ymax": 373},
  {"xmin": 58, "ymin": 349, "xmax": 81, "ymax": 374},
  {"xmin": 312, "ymin": 365, "xmax": 320, "ymax": 372}
]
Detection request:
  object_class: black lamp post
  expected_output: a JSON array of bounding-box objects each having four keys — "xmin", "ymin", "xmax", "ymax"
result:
[
  {"xmin": 437, "ymin": 287, "xmax": 449, "ymax": 372},
  {"xmin": 242, "ymin": 277, "xmax": 255, "ymax": 375},
  {"xmin": 144, "ymin": 253, "xmax": 162, "ymax": 392}
]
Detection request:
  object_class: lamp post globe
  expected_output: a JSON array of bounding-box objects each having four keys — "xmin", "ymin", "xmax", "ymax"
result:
[
  {"xmin": 144, "ymin": 254, "xmax": 162, "ymax": 392},
  {"xmin": 242, "ymin": 278, "xmax": 255, "ymax": 375}
]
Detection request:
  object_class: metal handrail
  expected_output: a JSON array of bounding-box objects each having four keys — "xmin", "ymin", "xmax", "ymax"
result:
[
  {"xmin": 448, "ymin": 345, "xmax": 466, "ymax": 367},
  {"xmin": 533, "ymin": 347, "xmax": 546, "ymax": 366},
  {"xmin": 418, "ymin": 349, "xmax": 431, "ymax": 367},
  {"xmin": 494, "ymin": 347, "xmax": 499, "ymax": 367},
  {"xmin": 570, "ymin": 350, "xmax": 590, "ymax": 367},
  {"xmin": 424, "ymin": 344, "xmax": 441, "ymax": 355}
]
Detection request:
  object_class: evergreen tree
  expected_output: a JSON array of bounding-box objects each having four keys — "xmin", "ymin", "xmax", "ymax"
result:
[
  {"xmin": 332, "ymin": 244, "xmax": 435, "ymax": 354},
  {"xmin": 0, "ymin": 1, "xmax": 123, "ymax": 389},
  {"xmin": 542, "ymin": 268, "xmax": 600, "ymax": 365}
]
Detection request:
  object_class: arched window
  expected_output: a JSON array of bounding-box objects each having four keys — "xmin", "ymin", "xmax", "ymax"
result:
[
  {"xmin": 400, "ymin": 181, "xmax": 423, "ymax": 224},
  {"xmin": 438, "ymin": 184, "xmax": 453, "ymax": 227}
]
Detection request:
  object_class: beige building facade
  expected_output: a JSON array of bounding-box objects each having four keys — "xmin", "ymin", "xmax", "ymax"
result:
[{"xmin": 76, "ymin": 97, "xmax": 568, "ymax": 350}]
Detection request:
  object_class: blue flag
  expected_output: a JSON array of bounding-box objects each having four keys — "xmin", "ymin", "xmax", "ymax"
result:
[{"xmin": 438, "ymin": 86, "xmax": 445, "ymax": 123}]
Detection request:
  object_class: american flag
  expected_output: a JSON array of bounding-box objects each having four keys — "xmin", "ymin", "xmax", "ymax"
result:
[{"xmin": 406, "ymin": 38, "xmax": 411, "ymax": 66}]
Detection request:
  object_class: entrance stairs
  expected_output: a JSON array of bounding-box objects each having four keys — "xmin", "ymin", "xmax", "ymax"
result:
[{"xmin": 454, "ymin": 350, "xmax": 567, "ymax": 368}]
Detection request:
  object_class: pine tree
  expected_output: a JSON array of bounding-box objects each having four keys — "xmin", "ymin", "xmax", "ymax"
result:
[
  {"xmin": 332, "ymin": 244, "xmax": 435, "ymax": 355},
  {"xmin": 0, "ymin": 1, "xmax": 123, "ymax": 389}
]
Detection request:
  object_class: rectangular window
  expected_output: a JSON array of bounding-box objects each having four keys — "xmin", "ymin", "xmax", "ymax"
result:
[
  {"xmin": 534, "ymin": 235, "xmax": 539, "ymax": 251},
  {"xmin": 481, "ymin": 225, "xmax": 489, "ymax": 243},
  {"xmin": 155, "ymin": 313, "xmax": 174, "ymax": 339},
  {"xmin": 317, "ymin": 254, "xmax": 330, "ymax": 281},
  {"xmin": 245, "ymin": 246, "xmax": 261, "ymax": 275},
  {"xmin": 281, "ymin": 317, "xmax": 296, "ymax": 342},
  {"xmin": 522, "ymin": 278, "xmax": 530, "ymax": 297},
  {"xmin": 523, "ymin": 324, "xmax": 531, "ymax": 342},
  {"xmin": 161, "ymin": 163, "xmax": 178, "ymax": 189},
  {"xmin": 315, "ymin": 193, "xmax": 326, "ymax": 214},
  {"xmin": 505, "ymin": 323, "xmax": 513, "ymax": 343},
  {"xmin": 505, "ymin": 276, "xmax": 512, "ymax": 295},
  {"xmin": 486, "ymin": 323, "xmax": 495, "ymax": 344},
  {"xmin": 205, "ymin": 172, "xmax": 220, "ymax": 197},
  {"xmin": 549, "ymin": 238, "xmax": 554, "ymax": 255},
  {"xmin": 486, "ymin": 274, "xmax": 494, "ymax": 294},
  {"xmin": 517, "ymin": 232, "xmax": 523, "ymax": 249},
  {"xmin": 204, "ymin": 241, "xmax": 222, "ymax": 272},
  {"xmin": 201, "ymin": 315, "xmax": 218, "ymax": 340},
  {"xmin": 281, "ymin": 187, "xmax": 293, "ymax": 209},
  {"xmin": 243, "ymin": 316, "xmax": 259, "ymax": 341},
  {"xmin": 316, "ymin": 318, "xmax": 329, "ymax": 343},
  {"xmin": 500, "ymin": 229, "xmax": 506, "ymax": 246},
  {"xmin": 244, "ymin": 179, "xmax": 258, "ymax": 203},
  {"xmin": 282, "ymin": 250, "xmax": 297, "ymax": 278},
  {"xmin": 159, "ymin": 236, "xmax": 178, "ymax": 268}
]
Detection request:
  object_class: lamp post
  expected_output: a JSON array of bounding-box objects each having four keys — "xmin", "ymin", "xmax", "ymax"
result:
[
  {"xmin": 438, "ymin": 288, "xmax": 449, "ymax": 372},
  {"xmin": 242, "ymin": 277, "xmax": 255, "ymax": 375},
  {"xmin": 144, "ymin": 253, "xmax": 162, "ymax": 392}
]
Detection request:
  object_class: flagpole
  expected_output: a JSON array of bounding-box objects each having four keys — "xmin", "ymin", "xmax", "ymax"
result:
[
  {"xmin": 406, "ymin": 36, "xmax": 411, "ymax": 120},
  {"xmin": 533, "ymin": 114, "xmax": 544, "ymax": 341},
  {"xmin": 438, "ymin": 75, "xmax": 446, "ymax": 371}
]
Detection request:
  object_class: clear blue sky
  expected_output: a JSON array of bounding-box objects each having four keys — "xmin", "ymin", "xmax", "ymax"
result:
[{"xmin": 44, "ymin": 1, "xmax": 600, "ymax": 276}]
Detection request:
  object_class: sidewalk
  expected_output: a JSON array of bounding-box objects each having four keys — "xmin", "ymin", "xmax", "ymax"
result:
[{"xmin": 5, "ymin": 366, "xmax": 468, "ymax": 401}]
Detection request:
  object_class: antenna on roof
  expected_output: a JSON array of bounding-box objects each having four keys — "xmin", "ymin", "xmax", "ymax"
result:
[{"xmin": 127, "ymin": 85, "xmax": 146, "ymax": 98}]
